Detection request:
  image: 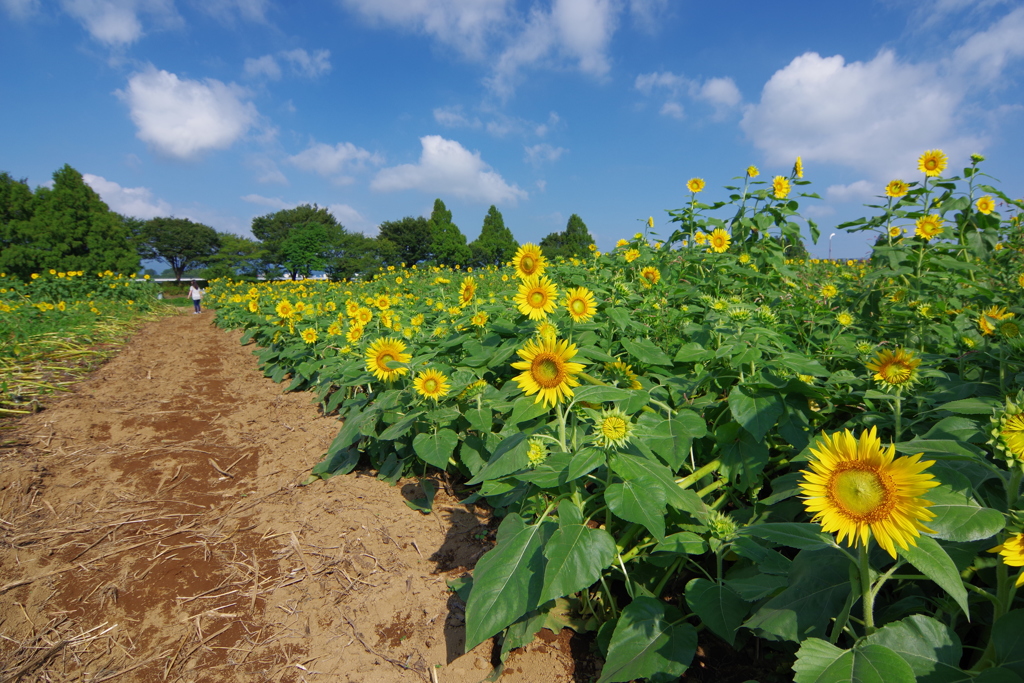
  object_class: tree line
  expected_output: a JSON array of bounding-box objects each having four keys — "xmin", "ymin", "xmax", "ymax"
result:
[{"xmin": 1, "ymin": 164, "xmax": 597, "ymax": 282}]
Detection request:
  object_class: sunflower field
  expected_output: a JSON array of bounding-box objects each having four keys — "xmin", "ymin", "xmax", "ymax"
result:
[
  {"xmin": 1, "ymin": 270, "xmax": 160, "ymax": 415},
  {"xmin": 208, "ymin": 152, "xmax": 1024, "ymax": 682}
]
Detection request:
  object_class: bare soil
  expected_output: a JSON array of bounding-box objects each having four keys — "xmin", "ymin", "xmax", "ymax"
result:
[{"xmin": 0, "ymin": 311, "xmax": 586, "ymax": 682}]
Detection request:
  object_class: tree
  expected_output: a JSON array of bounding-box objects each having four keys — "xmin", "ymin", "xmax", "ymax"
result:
[
  {"xmin": 539, "ymin": 213, "xmax": 594, "ymax": 260},
  {"xmin": 324, "ymin": 232, "xmax": 386, "ymax": 281},
  {"xmin": 469, "ymin": 205, "xmax": 518, "ymax": 267},
  {"xmin": 141, "ymin": 217, "xmax": 221, "ymax": 282},
  {"xmin": 251, "ymin": 204, "xmax": 345, "ymax": 279},
  {"xmin": 377, "ymin": 216, "xmax": 434, "ymax": 266},
  {"xmin": 278, "ymin": 222, "xmax": 331, "ymax": 278},
  {"xmin": 429, "ymin": 199, "xmax": 471, "ymax": 267},
  {"xmin": 0, "ymin": 165, "xmax": 139, "ymax": 279},
  {"xmin": 204, "ymin": 233, "xmax": 267, "ymax": 279}
]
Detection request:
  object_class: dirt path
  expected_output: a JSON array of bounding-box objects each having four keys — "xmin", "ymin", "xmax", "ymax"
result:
[{"xmin": 0, "ymin": 311, "xmax": 582, "ymax": 682}]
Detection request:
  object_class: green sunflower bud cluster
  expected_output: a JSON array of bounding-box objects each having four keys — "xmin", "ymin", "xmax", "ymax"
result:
[
  {"xmin": 458, "ymin": 379, "xmax": 489, "ymax": 402},
  {"xmin": 990, "ymin": 390, "xmax": 1024, "ymax": 469},
  {"xmin": 756, "ymin": 305, "xmax": 777, "ymax": 325},
  {"xmin": 707, "ymin": 509, "xmax": 739, "ymax": 543}
]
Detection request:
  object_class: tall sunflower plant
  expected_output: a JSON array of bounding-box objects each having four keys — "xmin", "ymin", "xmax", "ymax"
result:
[{"xmin": 205, "ymin": 153, "xmax": 1024, "ymax": 682}]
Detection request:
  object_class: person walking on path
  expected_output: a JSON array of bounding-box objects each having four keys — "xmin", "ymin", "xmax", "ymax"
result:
[{"xmin": 188, "ymin": 280, "xmax": 203, "ymax": 314}]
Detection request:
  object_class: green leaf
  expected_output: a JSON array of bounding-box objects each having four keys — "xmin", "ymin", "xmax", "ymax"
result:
[
  {"xmin": 725, "ymin": 572, "xmax": 789, "ymax": 601},
  {"xmin": 793, "ymin": 639, "xmax": 916, "ymax": 683},
  {"xmin": 674, "ymin": 342, "xmax": 714, "ymax": 363},
  {"xmin": 739, "ymin": 523, "xmax": 838, "ymax": 551},
  {"xmin": 308, "ymin": 444, "xmax": 360, "ymax": 480},
  {"xmin": 565, "ymin": 447, "xmax": 605, "ymax": 481},
  {"xmin": 465, "ymin": 405, "xmax": 492, "ymax": 433},
  {"xmin": 466, "ymin": 431, "xmax": 530, "ymax": 485},
  {"xmin": 925, "ymin": 484, "xmax": 1006, "ymax": 542},
  {"xmin": 606, "ymin": 307, "xmax": 637, "ymax": 332},
  {"xmin": 861, "ymin": 614, "xmax": 964, "ymax": 683},
  {"xmin": 894, "ymin": 439, "xmax": 985, "ymax": 459},
  {"xmin": 729, "ymin": 384, "xmax": 785, "ymax": 441},
  {"xmin": 605, "ymin": 480, "xmax": 666, "ymax": 541},
  {"xmin": 993, "ymin": 610, "xmax": 1024, "ymax": 677},
  {"xmin": 378, "ymin": 410, "xmax": 424, "ymax": 440},
  {"xmin": 744, "ymin": 548, "xmax": 851, "ymax": 642},
  {"xmin": 464, "ymin": 514, "xmax": 556, "ymax": 652},
  {"xmin": 685, "ymin": 578, "xmax": 748, "ymax": 646},
  {"xmin": 621, "ymin": 337, "xmax": 673, "ymax": 366},
  {"xmin": 412, "ymin": 429, "xmax": 458, "ymax": 470},
  {"xmin": 505, "ymin": 395, "xmax": 550, "ymax": 428},
  {"xmin": 897, "ymin": 536, "xmax": 970, "ymax": 618},
  {"xmin": 646, "ymin": 412, "xmax": 707, "ymax": 470},
  {"xmin": 933, "ymin": 397, "xmax": 1003, "ymax": 415},
  {"xmin": 597, "ymin": 597, "xmax": 696, "ymax": 683},
  {"xmin": 653, "ymin": 531, "xmax": 706, "ymax": 556},
  {"xmin": 404, "ymin": 479, "xmax": 437, "ymax": 513},
  {"xmin": 540, "ymin": 524, "xmax": 617, "ymax": 603},
  {"xmin": 610, "ymin": 451, "xmax": 706, "ymax": 517},
  {"xmin": 716, "ymin": 422, "xmax": 770, "ymax": 491},
  {"xmin": 572, "ymin": 385, "xmax": 635, "ymax": 404}
]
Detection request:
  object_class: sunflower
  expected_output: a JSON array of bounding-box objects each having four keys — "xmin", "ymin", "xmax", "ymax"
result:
[
  {"xmin": 918, "ymin": 149, "xmax": 948, "ymax": 177},
  {"xmin": 639, "ymin": 266, "xmax": 661, "ymax": 287},
  {"xmin": 708, "ymin": 228, "xmax": 731, "ymax": 253},
  {"xmin": 527, "ymin": 438, "xmax": 549, "ymax": 467},
  {"xmin": 746, "ymin": 165, "xmax": 759, "ymax": 178},
  {"xmin": 885, "ymin": 180, "xmax": 909, "ymax": 198},
  {"xmin": 836, "ymin": 311, "xmax": 854, "ymax": 327},
  {"xmin": 820, "ymin": 284, "xmax": 838, "ymax": 299},
  {"xmin": 773, "ymin": 176, "xmax": 791, "ymax": 199},
  {"xmin": 686, "ymin": 177, "xmax": 706, "ymax": 193},
  {"xmin": 888, "ymin": 226, "xmax": 903, "ymax": 238},
  {"xmin": 535, "ymin": 320, "xmax": 559, "ymax": 342},
  {"xmin": 915, "ymin": 214, "xmax": 943, "ymax": 241},
  {"xmin": 354, "ymin": 307, "xmax": 373, "ymax": 325},
  {"xmin": 647, "ymin": 216, "xmax": 654, "ymax": 228},
  {"xmin": 470, "ymin": 311, "xmax": 489, "ymax": 328},
  {"xmin": 374, "ymin": 294, "xmax": 391, "ymax": 310},
  {"xmin": 594, "ymin": 408, "xmax": 633, "ymax": 449},
  {"xmin": 624, "ymin": 248, "xmax": 640, "ymax": 263},
  {"xmin": 975, "ymin": 195, "xmax": 996, "ymax": 215},
  {"xmin": 513, "ymin": 243, "xmax": 547, "ymax": 279},
  {"xmin": 459, "ymin": 276, "xmax": 476, "ymax": 305},
  {"xmin": 693, "ymin": 231, "xmax": 708, "ymax": 246},
  {"xmin": 978, "ymin": 305, "xmax": 1013, "ymax": 336},
  {"xmin": 345, "ymin": 300, "xmax": 360, "ymax": 317},
  {"xmin": 564, "ymin": 286, "xmax": 597, "ymax": 322},
  {"xmin": 1018, "ymin": 273, "xmax": 1024, "ymax": 289},
  {"xmin": 865, "ymin": 347, "xmax": 921, "ymax": 389},
  {"xmin": 327, "ymin": 322, "xmax": 343, "ymax": 336},
  {"xmin": 603, "ymin": 360, "xmax": 642, "ymax": 390},
  {"xmin": 364, "ymin": 337, "xmax": 411, "ymax": 382},
  {"xmin": 300, "ymin": 328, "xmax": 318, "ymax": 344},
  {"xmin": 510, "ymin": 337, "xmax": 585, "ymax": 407},
  {"xmin": 991, "ymin": 392, "xmax": 1024, "ymax": 465},
  {"xmin": 248, "ymin": 300, "xmax": 259, "ymax": 313},
  {"xmin": 413, "ymin": 368, "xmax": 450, "ymax": 400},
  {"xmin": 515, "ymin": 275, "xmax": 558, "ymax": 320},
  {"xmin": 346, "ymin": 325, "xmax": 365, "ymax": 344},
  {"xmin": 275, "ymin": 300, "xmax": 294, "ymax": 318},
  {"xmin": 799, "ymin": 427, "xmax": 939, "ymax": 557},
  {"xmin": 794, "ymin": 156, "xmax": 804, "ymax": 179},
  {"xmin": 989, "ymin": 533, "xmax": 1024, "ymax": 587}
]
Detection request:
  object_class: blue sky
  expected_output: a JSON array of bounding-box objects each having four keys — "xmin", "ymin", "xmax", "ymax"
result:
[{"xmin": 2, "ymin": 0, "xmax": 1023, "ymax": 259}]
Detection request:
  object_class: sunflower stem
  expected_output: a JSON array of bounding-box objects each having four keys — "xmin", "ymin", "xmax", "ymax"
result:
[
  {"xmin": 859, "ymin": 544, "xmax": 876, "ymax": 636},
  {"xmin": 893, "ymin": 388, "xmax": 903, "ymax": 443},
  {"xmin": 1007, "ymin": 468, "xmax": 1022, "ymax": 509}
]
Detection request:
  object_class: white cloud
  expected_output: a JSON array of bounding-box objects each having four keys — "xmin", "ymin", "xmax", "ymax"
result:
[
  {"xmin": 740, "ymin": 50, "xmax": 981, "ymax": 177},
  {"xmin": 287, "ymin": 141, "xmax": 383, "ymax": 183},
  {"xmin": 281, "ymin": 48, "xmax": 332, "ymax": 78},
  {"xmin": 246, "ymin": 155, "xmax": 288, "ymax": 184},
  {"xmin": 83, "ymin": 173, "xmax": 171, "ymax": 219},
  {"xmin": 524, "ymin": 143, "xmax": 567, "ymax": 166},
  {"xmin": 488, "ymin": 0, "xmax": 619, "ymax": 98},
  {"xmin": 242, "ymin": 193, "xmax": 293, "ymax": 210},
  {"xmin": 951, "ymin": 6, "xmax": 1024, "ymax": 85},
  {"xmin": 340, "ymin": 0, "xmax": 512, "ymax": 59},
  {"xmin": 243, "ymin": 54, "xmax": 281, "ymax": 80},
  {"xmin": 197, "ymin": 0, "xmax": 270, "ymax": 23},
  {"xmin": 328, "ymin": 203, "xmax": 375, "ymax": 234},
  {"xmin": 244, "ymin": 48, "xmax": 331, "ymax": 80},
  {"xmin": 372, "ymin": 135, "xmax": 527, "ymax": 204},
  {"xmin": 2, "ymin": 0, "xmax": 40, "ymax": 19},
  {"xmin": 60, "ymin": 0, "xmax": 181, "ymax": 46},
  {"xmin": 659, "ymin": 101, "xmax": 683, "ymax": 119},
  {"xmin": 635, "ymin": 70, "xmax": 741, "ymax": 120},
  {"xmin": 628, "ymin": 0, "xmax": 668, "ymax": 32},
  {"xmin": 434, "ymin": 105, "xmax": 482, "ymax": 129},
  {"xmin": 825, "ymin": 180, "xmax": 876, "ymax": 203},
  {"xmin": 116, "ymin": 66, "xmax": 259, "ymax": 160}
]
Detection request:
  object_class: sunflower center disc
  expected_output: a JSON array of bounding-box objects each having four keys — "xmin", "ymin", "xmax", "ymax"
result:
[
  {"xmin": 424, "ymin": 379, "xmax": 437, "ymax": 392},
  {"xmin": 833, "ymin": 468, "xmax": 886, "ymax": 517},
  {"xmin": 530, "ymin": 292, "xmax": 545, "ymax": 306},
  {"xmin": 571, "ymin": 300, "xmax": 585, "ymax": 314},
  {"xmin": 522, "ymin": 257, "xmax": 535, "ymax": 272},
  {"xmin": 603, "ymin": 417, "xmax": 626, "ymax": 439},
  {"xmin": 533, "ymin": 356, "xmax": 562, "ymax": 387},
  {"xmin": 380, "ymin": 353, "xmax": 395, "ymax": 368}
]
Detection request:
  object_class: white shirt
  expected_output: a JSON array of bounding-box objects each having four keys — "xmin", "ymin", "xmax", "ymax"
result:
[{"xmin": 188, "ymin": 286, "xmax": 203, "ymax": 300}]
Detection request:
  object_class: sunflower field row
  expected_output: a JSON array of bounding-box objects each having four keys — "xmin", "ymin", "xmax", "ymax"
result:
[
  {"xmin": 1, "ymin": 270, "xmax": 161, "ymax": 415},
  {"xmin": 209, "ymin": 152, "xmax": 1024, "ymax": 682}
]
